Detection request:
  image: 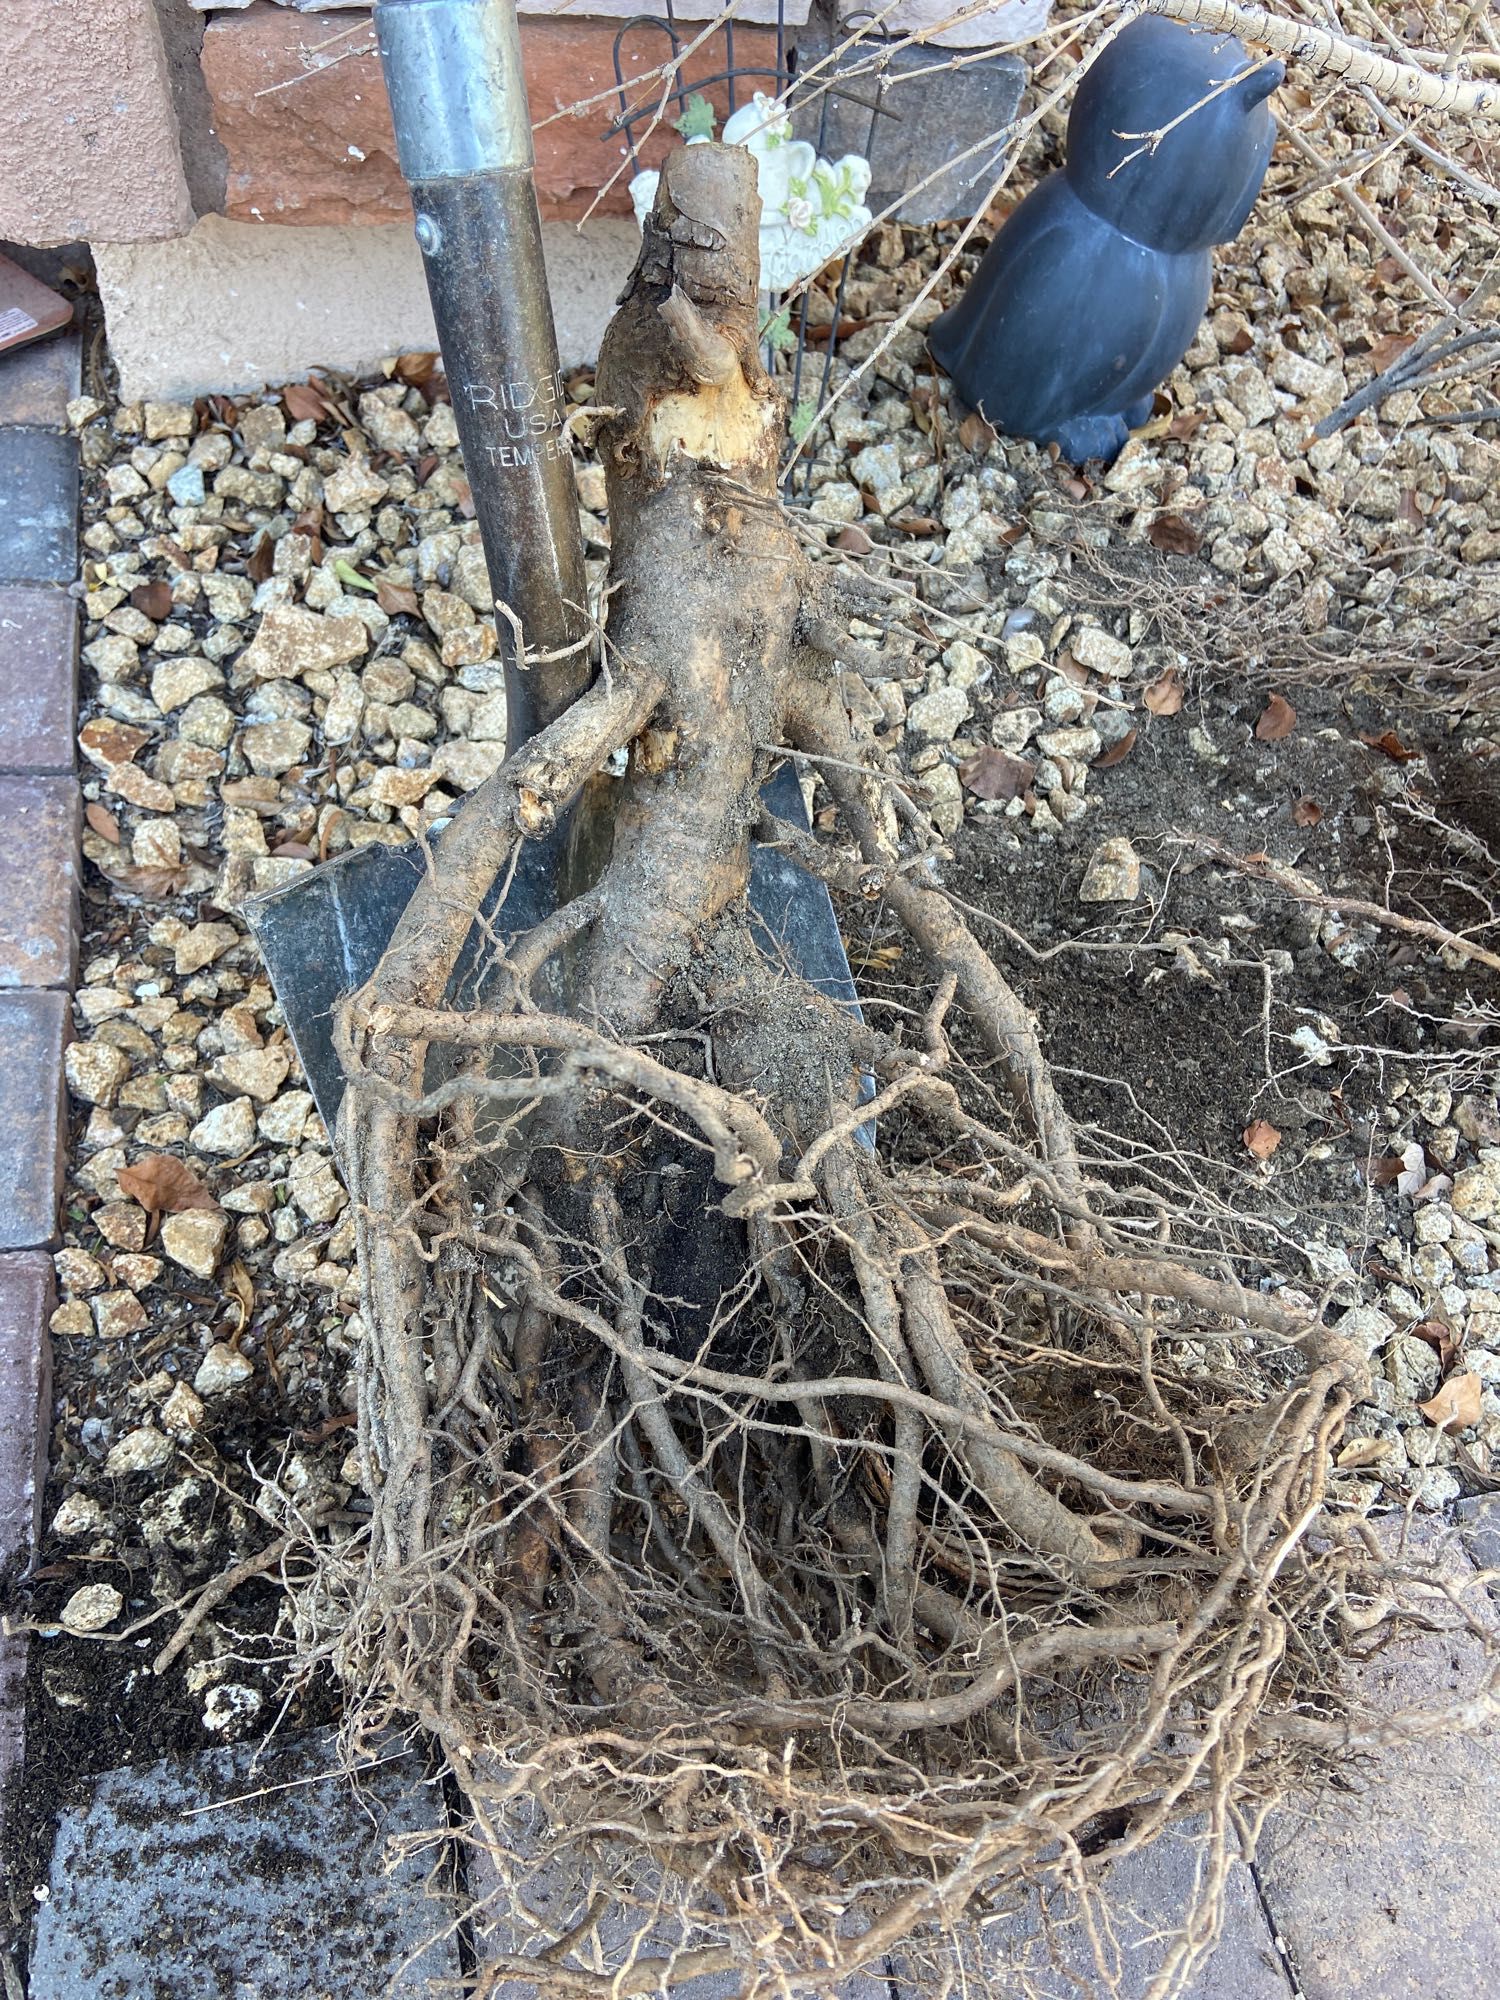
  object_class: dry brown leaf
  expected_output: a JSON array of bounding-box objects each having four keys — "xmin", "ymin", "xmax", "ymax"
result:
[
  {"xmin": 1366, "ymin": 331, "xmax": 1415, "ymax": 372},
  {"xmin": 834, "ymin": 525, "xmax": 873, "ymax": 556},
  {"xmin": 224, "ymin": 1258, "xmax": 255, "ymax": 1339},
  {"xmin": 1148, "ymin": 513, "xmax": 1203, "ymax": 557},
  {"xmin": 246, "ymin": 534, "xmax": 275, "ymax": 583},
  {"xmin": 131, "ymin": 579, "xmax": 174, "ymax": 622},
  {"xmin": 1419, "ymin": 1371, "xmax": 1482, "ymax": 1435},
  {"xmin": 1143, "ymin": 671, "xmax": 1184, "ymax": 717},
  {"xmin": 1292, "ymin": 796, "xmax": 1323, "ymax": 828},
  {"xmin": 393, "ymin": 351, "xmax": 439, "ymax": 386},
  {"xmin": 1410, "ymin": 1317, "xmax": 1460, "ymax": 1372},
  {"xmin": 1243, "ymin": 1119, "xmax": 1282, "ymax": 1160},
  {"xmin": 1361, "ymin": 728, "xmax": 1422, "ymax": 763},
  {"xmin": 1095, "ymin": 728, "xmax": 1138, "ymax": 770},
  {"xmin": 110, "ymin": 865, "xmax": 196, "ymax": 900},
  {"xmin": 282, "ymin": 380, "xmax": 330, "ymax": 425},
  {"xmin": 958, "ymin": 409, "xmax": 997, "ymax": 454},
  {"xmin": 959, "ymin": 747, "xmax": 1035, "ymax": 802},
  {"xmin": 1255, "ymin": 693, "xmax": 1297, "ymax": 741},
  {"xmin": 117, "ymin": 1155, "xmax": 218, "ymax": 1217},
  {"xmin": 84, "ymin": 801, "xmax": 121, "ymax": 845},
  {"xmin": 376, "ymin": 580, "xmax": 421, "ymax": 618}
]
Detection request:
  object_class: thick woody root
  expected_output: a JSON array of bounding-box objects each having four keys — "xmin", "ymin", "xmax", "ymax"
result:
[{"xmin": 314, "ymin": 143, "xmax": 1495, "ymax": 1994}]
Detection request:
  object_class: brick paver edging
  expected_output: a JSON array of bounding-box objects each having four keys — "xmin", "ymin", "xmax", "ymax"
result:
[{"xmin": 0, "ymin": 325, "xmax": 83, "ymax": 1831}]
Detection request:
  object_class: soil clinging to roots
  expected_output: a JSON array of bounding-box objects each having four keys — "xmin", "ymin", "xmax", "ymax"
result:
[{"xmin": 309, "ymin": 143, "xmax": 1477, "ymax": 1997}]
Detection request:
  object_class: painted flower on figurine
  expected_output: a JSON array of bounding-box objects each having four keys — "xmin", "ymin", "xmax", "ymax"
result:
[{"xmin": 628, "ymin": 91, "xmax": 872, "ymax": 295}]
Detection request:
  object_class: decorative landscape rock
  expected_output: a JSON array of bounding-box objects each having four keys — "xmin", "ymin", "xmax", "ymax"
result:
[
  {"xmin": 1079, "ymin": 836, "xmax": 1142, "ymax": 903},
  {"xmin": 189, "ymin": 1096, "xmax": 258, "ymax": 1157},
  {"xmin": 64, "ymin": 1040, "xmax": 130, "ymax": 1107},
  {"xmin": 193, "ymin": 1342, "xmax": 255, "ymax": 1396},
  {"xmin": 160, "ymin": 1209, "xmax": 229, "ymax": 1280},
  {"xmin": 103, "ymin": 1425, "xmax": 174, "ymax": 1475},
  {"xmin": 237, "ymin": 604, "xmax": 368, "ymax": 682},
  {"xmin": 59, "ymin": 1583, "xmax": 123, "ymax": 1635}
]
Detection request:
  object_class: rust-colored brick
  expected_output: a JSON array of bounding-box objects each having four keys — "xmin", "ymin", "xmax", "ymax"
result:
[
  {"xmin": 202, "ymin": 3, "xmax": 780, "ymax": 226},
  {"xmin": 0, "ymin": 778, "xmax": 79, "ymax": 989}
]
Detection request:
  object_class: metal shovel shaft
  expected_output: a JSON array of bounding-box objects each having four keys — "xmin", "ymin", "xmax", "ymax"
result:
[{"xmin": 375, "ymin": 0, "xmax": 591, "ymax": 741}]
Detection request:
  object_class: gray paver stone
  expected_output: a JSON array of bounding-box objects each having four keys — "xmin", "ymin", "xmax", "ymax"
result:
[
  {"xmin": 1457, "ymin": 1494, "xmax": 1500, "ymax": 1573},
  {"xmin": 0, "ymin": 1251, "xmax": 49, "ymax": 1847},
  {"xmin": 0, "ymin": 430, "xmax": 79, "ymax": 586},
  {"xmin": 0, "ymin": 332, "xmax": 81, "ymax": 430},
  {"xmin": 0, "ymin": 776, "xmax": 80, "ymax": 987},
  {"xmin": 888, "ymin": 1821, "xmax": 1290, "ymax": 1998},
  {"xmin": 0, "ymin": 1250, "xmax": 53, "ymax": 1567},
  {"xmin": 468, "ymin": 1794, "xmax": 893, "ymax": 1998},
  {"xmin": 1257, "ymin": 1524, "xmax": 1500, "ymax": 2000},
  {"xmin": 29, "ymin": 1733, "xmax": 462, "ymax": 1999},
  {"xmin": 0, "ymin": 587, "xmax": 78, "ymax": 773},
  {"xmin": 0, "ymin": 1622, "xmax": 26, "ymax": 1829},
  {"xmin": 0, "ymin": 989, "xmax": 68, "ymax": 1249}
]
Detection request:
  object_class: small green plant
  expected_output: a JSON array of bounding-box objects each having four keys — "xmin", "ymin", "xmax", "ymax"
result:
[
  {"xmin": 759, "ymin": 305, "xmax": 796, "ymax": 353},
  {"xmin": 673, "ymin": 93, "xmax": 717, "ymax": 141},
  {"xmin": 789, "ymin": 394, "xmax": 821, "ymax": 444},
  {"xmin": 334, "ymin": 558, "xmax": 377, "ymax": 595}
]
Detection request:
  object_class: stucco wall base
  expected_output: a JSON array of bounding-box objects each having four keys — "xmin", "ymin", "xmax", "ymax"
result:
[{"xmin": 95, "ymin": 213, "xmax": 635, "ymax": 402}]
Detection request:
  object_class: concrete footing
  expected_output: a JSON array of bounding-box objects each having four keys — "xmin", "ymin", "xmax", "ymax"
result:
[{"xmin": 95, "ymin": 212, "xmax": 637, "ymax": 402}]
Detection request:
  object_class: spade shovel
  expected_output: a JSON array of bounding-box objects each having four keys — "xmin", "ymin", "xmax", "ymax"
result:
[{"xmin": 245, "ymin": 0, "xmax": 862, "ymax": 1150}]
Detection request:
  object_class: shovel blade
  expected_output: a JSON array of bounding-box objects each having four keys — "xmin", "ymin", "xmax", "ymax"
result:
[{"xmin": 245, "ymin": 764, "xmax": 861, "ymax": 1147}]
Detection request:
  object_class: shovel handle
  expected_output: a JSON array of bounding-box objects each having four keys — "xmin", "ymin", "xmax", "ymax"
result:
[{"xmin": 376, "ymin": 0, "xmax": 592, "ymax": 741}]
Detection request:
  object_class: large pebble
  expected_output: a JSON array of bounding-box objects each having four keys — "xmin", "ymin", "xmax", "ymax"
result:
[
  {"xmin": 61, "ymin": 1583, "xmax": 123, "ymax": 1633},
  {"xmin": 175, "ymin": 921, "xmax": 238, "ymax": 976},
  {"xmin": 104, "ymin": 1425, "xmax": 174, "ymax": 1475},
  {"xmin": 151, "ymin": 656, "xmax": 223, "ymax": 714},
  {"xmin": 1453, "ymin": 1159, "xmax": 1500, "ymax": 1223},
  {"xmin": 1078, "ymin": 836, "xmax": 1141, "ymax": 903},
  {"xmin": 1069, "ymin": 626, "xmax": 1132, "ymax": 678},
  {"xmin": 208, "ymin": 1049, "xmax": 291, "ymax": 1103},
  {"xmin": 161, "ymin": 1208, "xmax": 230, "ymax": 1280},
  {"xmin": 194, "ymin": 1342, "xmax": 255, "ymax": 1396},
  {"xmin": 190, "ymin": 1096, "xmax": 258, "ymax": 1157},
  {"xmin": 1333, "ymin": 1305, "xmax": 1395, "ymax": 1355},
  {"xmin": 238, "ymin": 605, "xmax": 368, "ymax": 682},
  {"xmin": 906, "ymin": 685, "xmax": 970, "ymax": 743},
  {"xmin": 65, "ymin": 1042, "xmax": 131, "ymax": 1107},
  {"xmin": 52, "ymin": 1492, "xmax": 106, "ymax": 1538},
  {"xmin": 288, "ymin": 1151, "xmax": 348, "ymax": 1225},
  {"xmin": 242, "ymin": 719, "xmax": 313, "ymax": 777},
  {"xmin": 91, "ymin": 1289, "xmax": 149, "ymax": 1339}
]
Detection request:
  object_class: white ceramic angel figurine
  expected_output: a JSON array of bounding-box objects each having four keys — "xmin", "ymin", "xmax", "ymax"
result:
[{"xmin": 628, "ymin": 91, "xmax": 872, "ymax": 297}]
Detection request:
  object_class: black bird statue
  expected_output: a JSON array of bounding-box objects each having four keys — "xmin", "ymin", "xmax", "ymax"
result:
[{"xmin": 928, "ymin": 16, "xmax": 1283, "ymax": 464}]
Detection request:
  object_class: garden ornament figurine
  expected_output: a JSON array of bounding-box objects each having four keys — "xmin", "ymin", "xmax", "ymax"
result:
[{"xmin": 928, "ymin": 15, "xmax": 1284, "ymax": 464}]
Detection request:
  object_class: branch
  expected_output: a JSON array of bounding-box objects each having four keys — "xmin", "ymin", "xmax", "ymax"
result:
[
  {"xmin": 739, "ymin": 1620, "xmax": 1178, "ymax": 1736},
  {"xmin": 1146, "ymin": 0, "xmax": 1500, "ymax": 115},
  {"xmin": 658, "ymin": 284, "xmax": 740, "ymax": 388},
  {"xmin": 1175, "ymin": 833, "xmax": 1500, "ymax": 975}
]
